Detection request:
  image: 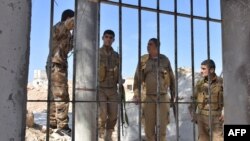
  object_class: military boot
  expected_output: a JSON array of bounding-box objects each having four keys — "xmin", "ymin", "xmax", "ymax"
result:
[{"xmin": 105, "ymin": 129, "xmax": 113, "ymax": 141}]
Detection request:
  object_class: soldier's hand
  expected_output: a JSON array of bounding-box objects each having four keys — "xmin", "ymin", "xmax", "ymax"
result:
[
  {"xmin": 219, "ymin": 108, "xmax": 224, "ymax": 122},
  {"xmin": 65, "ymin": 17, "xmax": 74, "ymax": 30},
  {"xmin": 188, "ymin": 105, "xmax": 197, "ymax": 123},
  {"xmin": 133, "ymin": 95, "xmax": 140, "ymax": 105},
  {"xmin": 190, "ymin": 113, "xmax": 197, "ymax": 124},
  {"xmin": 170, "ymin": 97, "xmax": 176, "ymax": 107},
  {"xmin": 170, "ymin": 102, "xmax": 174, "ymax": 107},
  {"xmin": 191, "ymin": 117, "xmax": 197, "ymax": 124},
  {"xmin": 219, "ymin": 114, "xmax": 224, "ymax": 122}
]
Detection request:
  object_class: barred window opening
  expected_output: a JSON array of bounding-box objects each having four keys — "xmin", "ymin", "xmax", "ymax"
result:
[{"xmin": 26, "ymin": 0, "xmax": 222, "ymax": 141}]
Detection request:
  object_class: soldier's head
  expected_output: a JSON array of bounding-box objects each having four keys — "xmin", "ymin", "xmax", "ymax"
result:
[
  {"xmin": 147, "ymin": 38, "xmax": 160, "ymax": 58},
  {"xmin": 200, "ymin": 59, "xmax": 216, "ymax": 77},
  {"xmin": 61, "ymin": 9, "xmax": 74, "ymax": 22},
  {"xmin": 102, "ymin": 30, "xmax": 115, "ymax": 47}
]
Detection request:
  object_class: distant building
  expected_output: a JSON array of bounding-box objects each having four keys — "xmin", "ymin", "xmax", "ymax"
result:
[
  {"xmin": 32, "ymin": 70, "xmax": 48, "ymax": 88},
  {"xmin": 124, "ymin": 77, "xmax": 134, "ymax": 93}
]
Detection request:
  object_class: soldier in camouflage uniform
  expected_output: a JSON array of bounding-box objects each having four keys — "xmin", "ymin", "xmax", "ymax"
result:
[
  {"xmin": 133, "ymin": 38, "xmax": 175, "ymax": 141},
  {"xmin": 189, "ymin": 59, "xmax": 224, "ymax": 141},
  {"xmin": 98, "ymin": 30, "xmax": 120, "ymax": 141},
  {"xmin": 46, "ymin": 9, "xmax": 74, "ymax": 136}
]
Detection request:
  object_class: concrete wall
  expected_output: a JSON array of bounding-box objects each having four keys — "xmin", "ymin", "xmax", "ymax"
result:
[
  {"xmin": 222, "ymin": 0, "xmax": 250, "ymax": 124},
  {"xmin": 74, "ymin": 0, "xmax": 99, "ymax": 140},
  {"xmin": 0, "ymin": 0, "xmax": 31, "ymax": 140}
]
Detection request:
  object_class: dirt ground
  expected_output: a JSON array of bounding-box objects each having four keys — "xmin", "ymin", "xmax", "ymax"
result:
[{"xmin": 27, "ymin": 81, "xmax": 73, "ymax": 113}]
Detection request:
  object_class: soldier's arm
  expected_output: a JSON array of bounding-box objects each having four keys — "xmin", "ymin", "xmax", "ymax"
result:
[
  {"xmin": 64, "ymin": 17, "xmax": 74, "ymax": 30},
  {"xmin": 167, "ymin": 58, "xmax": 175, "ymax": 101},
  {"xmin": 189, "ymin": 81, "xmax": 200, "ymax": 113},
  {"xmin": 53, "ymin": 18, "xmax": 74, "ymax": 40},
  {"xmin": 133, "ymin": 64, "xmax": 143, "ymax": 105},
  {"xmin": 117, "ymin": 53, "xmax": 123, "ymax": 84},
  {"xmin": 220, "ymin": 78, "xmax": 224, "ymax": 108},
  {"xmin": 219, "ymin": 78, "xmax": 224, "ymax": 121},
  {"xmin": 133, "ymin": 64, "xmax": 140, "ymax": 98},
  {"xmin": 188, "ymin": 82, "xmax": 200, "ymax": 123}
]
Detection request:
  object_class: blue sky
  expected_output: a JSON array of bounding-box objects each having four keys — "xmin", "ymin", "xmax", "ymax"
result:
[{"xmin": 29, "ymin": 0, "xmax": 222, "ymax": 82}]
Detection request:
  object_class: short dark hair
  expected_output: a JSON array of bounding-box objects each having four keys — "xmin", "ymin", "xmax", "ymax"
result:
[
  {"xmin": 149, "ymin": 38, "xmax": 160, "ymax": 48},
  {"xmin": 201, "ymin": 59, "xmax": 216, "ymax": 70},
  {"xmin": 61, "ymin": 9, "xmax": 74, "ymax": 22},
  {"xmin": 103, "ymin": 30, "xmax": 115, "ymax": 37}
]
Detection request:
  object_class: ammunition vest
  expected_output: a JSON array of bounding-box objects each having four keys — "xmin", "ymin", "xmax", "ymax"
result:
[
  {"xmin": 98, "ymin": 47, "xmax": 119, "ymax": 88},
  {"xmin": 140, "ymin": 54, "xmax": 171, "ymax": 94},
  {"xmin": 196, "ymin": 76, "xmax": 223, "ymax": 111}
]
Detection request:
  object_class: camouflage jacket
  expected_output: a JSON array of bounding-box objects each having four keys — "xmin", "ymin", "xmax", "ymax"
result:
[
  {"xmin": 98, "ymin": 46, "xmax": 120, "ymax": 88},
  {"xmin": 133, "ymin": 54, "xmax": 175, "ymax": 97},
  {"xmin": 191, "ymin": 74, "xmax": 223, "ymax": 113},
  {"xmin": 47, "ymin": 21, "xmax": 73, "ymax": 67}
]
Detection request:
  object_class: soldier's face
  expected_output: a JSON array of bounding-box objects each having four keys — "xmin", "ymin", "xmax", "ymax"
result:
[
  {"xmin": 102, "ymin": 34, "xmax": 114, "ymax": 47},
  {"xmin": 200, "ymin": 65, "xmax": 209, "ymax": 77},
  {"xmin": 201, "ymin": 65, "xmax": 216, "ymax": 77},
  {"xmin": 147, "ymin": 41, "xmax": 158, "ymax": 57},
  {"xmin": 200, "ymin": 65, "xmax": 215, "ymax": 77}
]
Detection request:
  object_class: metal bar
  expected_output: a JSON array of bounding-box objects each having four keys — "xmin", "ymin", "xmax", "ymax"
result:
[
  {"xmin": 205, "ymin": 0, "xmax": 212, "ymax": 141},
  {"xmin": 156, "ymin": 0, "xmax": 161, "ymax": 141},
  {"xmin": 71, "ymin": 0, "xmax": 78, "ymax": 140},
  {"xmin": 28, "ymin": 100, "xmax": 215, "ymax": 104},
  {"xmin": 46, "ymin": 0, "xmax": 54, "ymax": 140},
  {"xmin": 138, "ymin": 0, "xmax": 142, "ymax": 140},
  {"xmin": 174, "ymin": 0, "xmax": 179, "ymax": 141},
  {"xmin": 190, "ymin": 0, "xmax": 196, "ymax": 141},
  {"xmin": 96, "ymin": 1, "xmax": 101, "ymax": 141},
  {"xmin": 118, "ymin": 0, "xmax": 122, "ymax": 140},
  {"xmin": 101, "ymin": 1, "xmax": 221, "ymax": 23}
]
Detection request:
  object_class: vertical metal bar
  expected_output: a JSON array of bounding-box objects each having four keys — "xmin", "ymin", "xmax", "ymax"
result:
[
  {"xmin": 205, "ymin": 0, "xmax": 212, "ymax": 141},
  {"xmin": 46, "ymin": 0, "xmax": 54, "ymax": 140},
  {"xmin": 156, "ymin": 0, "xmax": 160, "ymax": 141},
  {"xmin": 190, "ymin": 0, "xmax": 196, "ymax": 140},
  {"xmin": 96, "ymin": 1, "xmax": 101, "ymax": 141},
  {"xmin": 174, "ymin": 0, "xmax": 179, "ymax": 140},
  {"xmin": 72, "ymin": 0, "xmax": 78, "ymax": 140},
  {"xmin": 118, "ymin": 0, "xmax": 122, "ymax": 140},
  {"xmin": 138, "ymin": 0, "xmax": 142, "ymax": 140}
]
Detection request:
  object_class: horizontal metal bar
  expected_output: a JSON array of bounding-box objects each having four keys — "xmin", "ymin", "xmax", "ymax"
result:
[
  {"xmin": 101, "ymin": 0, "xmax": 221, "ymax": 23},
  {"xmin": 27, "ymin": 100, "xmax": 222, "ymax": 104}
]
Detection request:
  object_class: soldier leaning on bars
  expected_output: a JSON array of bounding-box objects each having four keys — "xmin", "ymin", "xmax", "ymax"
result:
[
  {"xmin": 46, "ymin": 9, "xmax": 74, "ymax": 137},
  {"xmin": 188, "ymin": 59, "xmax": 224, "ymax": 141},
  {"xmin": 133, "ymin": 38, "xmax": 176, "ymax": 141}
]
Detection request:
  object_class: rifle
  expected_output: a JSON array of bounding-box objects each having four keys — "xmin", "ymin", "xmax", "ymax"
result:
[
  {"xmin": 170, "ymin": 91, "xmax": 177, "ymax": 123},
  {"xmin": 120, "ymin": 84, "xmax": 129, "ymax": 136},
  {"xmin": 188, "ymin": 96, "xmax": 198, "ymax": 123}
]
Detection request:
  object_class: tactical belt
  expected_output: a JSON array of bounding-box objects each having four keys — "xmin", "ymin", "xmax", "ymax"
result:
[{"xmin": 199, "ymin": 109, "xmax": 221, "ymax": 116}]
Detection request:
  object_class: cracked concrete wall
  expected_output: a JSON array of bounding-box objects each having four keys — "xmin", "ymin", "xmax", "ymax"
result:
[
  {"xmin": 0, "ymin": 0, "xmax": 31, "ymax": 140},
  {"xmin": 74, "ymin": 0, "xmax": 98, "ymax": 140},
  {"xmin": 222, "ymin": 0, "xmax": 250, "ymax": 124}
]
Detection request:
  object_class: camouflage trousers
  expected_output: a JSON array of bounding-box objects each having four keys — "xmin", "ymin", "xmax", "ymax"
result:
[
  {"xmin": 197, "ymin": 114, "xmax": 223, "ymax": 141},
  {"xmin": 98, "ymin": 87, "xmax": 118, "ymax": 132},
  {"xmin": 46, "ymin": 63, "xmax": 69, "ymax": 129},
  {"xmin": 143, "ymin": 94, "xmax": 170, "ymax": 141}
]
